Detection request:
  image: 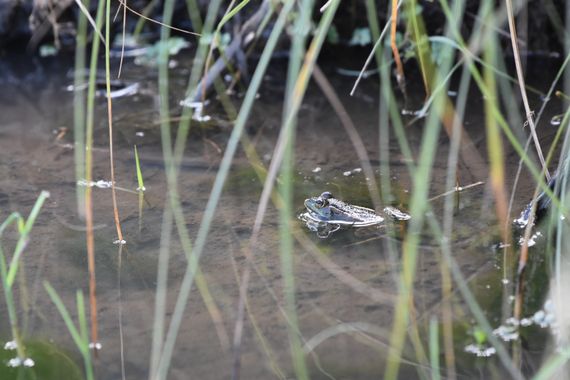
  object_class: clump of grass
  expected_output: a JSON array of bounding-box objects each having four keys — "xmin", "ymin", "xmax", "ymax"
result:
[
  {"xmin": 44, "ymin": 283, "xmax": 94, "ymax": 380},
  {"xmin": 0, "ymin": 191, "xmax": 49, "ymax": 364}
]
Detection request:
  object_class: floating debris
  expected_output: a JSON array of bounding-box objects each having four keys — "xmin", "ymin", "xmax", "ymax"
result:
[
  {"xmin": 136, "ymin": 131, "xmax": 145, "ymax": 137},
  {"xmin": 7, "ymin": 357, "xmax": 35, "ymax": 368},
  {"xmin": 66, "ymin": 80, "xmax": 140, "ymax": 99},
  {"xmin": 179, "ymin": 100, "xmax": 212, "ymax": 122},
  {"xmin": 312, "ymin": 167, "xmax": 322, "ymax": 173},
  {"xmin": 401, "ymin": 108, "xmax": 427, "ymax": 117},
  {"xmin": 493, "ymin": 325, "xmax": 519, "ymax": 342},
  {"xmin": 464, "ymin": 344, "xmax": 496, "ymax": 357},
  {"xmin": 343, "ymin": 168, "xmax": 361, "ymax": 177},
  {"xmin": 102, "ymin": 82, "xmax": 140, "ymax": 99},
  {"xmin": 77, "ymin": 179, "xmax": 113, "ymax": 189},
  {"xmin": 518, "ymin": 231, "xmax": 542, "ymax": 247},
  {"xmin": 551, "ymin": 114, "xmax": 563, "ymax": 126}
]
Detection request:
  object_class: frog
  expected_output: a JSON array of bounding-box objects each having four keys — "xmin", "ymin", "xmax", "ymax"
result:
[{"xmin": 298, "ymin": 192, "xmax": 410, "ymax": 238}]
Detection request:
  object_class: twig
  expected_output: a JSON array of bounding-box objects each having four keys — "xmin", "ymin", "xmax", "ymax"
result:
[{"xmin": 505, "ymin": 0, "xmax": 550, "ymax": 180}]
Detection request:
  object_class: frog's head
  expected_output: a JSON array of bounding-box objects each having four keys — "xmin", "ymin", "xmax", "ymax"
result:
[{"xmin": 304, "ymin": 192, "xmax": 334, "ymax": 221}]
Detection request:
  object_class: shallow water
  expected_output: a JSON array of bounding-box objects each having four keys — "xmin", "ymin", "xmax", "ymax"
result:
[{"xmin": 0, "ymin": 52, "xmax": 564, "ymax": 379}]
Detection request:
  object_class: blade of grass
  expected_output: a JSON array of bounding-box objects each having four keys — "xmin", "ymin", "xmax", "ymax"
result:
[
  {"xmin": 429, "ymin": 317, "xmax": 441, "ymax": 380},
  {"xmin": 73, "ymin": 0, "xmax": 89, "ymax": 219},
  {"xmin": 351, "ymin": 0, "xmax": 402, "ymax": 96},
  {"xmin": 483, "ymin": 13, "xmax": 510, "ymax": 251},
  {"xmin": 73, "ymin": 0, "xmax": 105, "ymax": 45},
  {"xmin": 134, "ymin": 145, "xmax": 145, "ymax": 191},
  {"xmin": 6, "ymin": 191, "xmax": 50, "ymax": 287}
]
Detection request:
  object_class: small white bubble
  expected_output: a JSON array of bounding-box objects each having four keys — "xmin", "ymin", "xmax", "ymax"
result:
[
  {"xmin": 135, "ymin": 131, "xmax": 145, "ymax": 137},
  {"xmin": 89, "ymin": 342, "xmax": 102, "ymax": 350},
  {"xmin": 23, "ymin": 358, "xmax": 35, "ymax": 367},
  {"xmin": 501, "ymin": 278, "xmax": 509, "ymax": 285},
  {"xmin": 312, "ymin": 167, "xmax": 322, "ymax": 173},
  {"xmin": 4, "ymin": 341, "xmax": 17, "ymax": 350},
  {"xmin": 113, "ymin": 240, "xmax": 127, "ymax": 245},
  {"xmin": 343, "ymin": 171, "xmax": 352, "ymax": 177}
]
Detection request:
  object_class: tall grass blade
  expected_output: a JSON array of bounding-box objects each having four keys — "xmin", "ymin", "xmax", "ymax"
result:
[
  {"xmin": 73, "ymin": 0, "xmax": 105, "ymax": 45},
  {"xmin": 6, "ymin": 191, "xmax": 49, "ymax": 287},
  {"xmin": 73, "ymin": 0, "xmax": 89, "ymax": 218},
  {"xmin": 104, "ymin": 0, "xmax": 125, "ymax": 245},
  {"xmin": 429, "ymin": 318, "xmax": 441, "ymax": 380},
  {"xmin": 134, "ymin": 145, "xmax": 145, "ymax": 191},
  {"xmin": 83, "ymin": 0, "xmax": 106, "ymax": 350}
]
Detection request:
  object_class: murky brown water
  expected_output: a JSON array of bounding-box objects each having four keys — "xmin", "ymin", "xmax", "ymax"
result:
[{"xmin": 0, "ymin": 52, "xmax": 563, "ymax": 379}]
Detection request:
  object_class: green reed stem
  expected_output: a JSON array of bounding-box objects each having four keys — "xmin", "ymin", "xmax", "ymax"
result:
[
  {"xmin": 278, "ymin": 0, "xmax": 313, "ymax": 377},
  {"xmin": 73, "ymin": 0, "xmax": 89, "ymax": 218},
  {"xmin": 429, "ymin": 318, "xmax": 441, "ymax": 380},
  {"xmin": 134, "ymin": 145, "xmax": 145, "ymax": 191}
]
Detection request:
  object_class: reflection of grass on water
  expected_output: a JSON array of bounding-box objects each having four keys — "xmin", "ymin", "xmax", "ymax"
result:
[{"xmin": 6, "ymin": 0, "xmax": 570, "ymax": 379}]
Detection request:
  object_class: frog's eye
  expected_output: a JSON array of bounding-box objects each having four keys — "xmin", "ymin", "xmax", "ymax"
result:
[
  {"xmin": 320, "ymin": 192, "xmax": 333, "ymax": 200},
  {"xmin": 315, "ymin": 198, "xmax": 327, "ymax": 208}
]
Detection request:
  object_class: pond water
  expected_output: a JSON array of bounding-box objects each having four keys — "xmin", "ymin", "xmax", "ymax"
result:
[{"xmin": 0, "ymin": 51, "xmax": 565, "ymax": 379}]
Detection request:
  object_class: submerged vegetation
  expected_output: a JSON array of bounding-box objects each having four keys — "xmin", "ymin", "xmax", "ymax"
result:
[{"xmin": 2, "ymin": 0, "xmax": 570, "ymax": 379}]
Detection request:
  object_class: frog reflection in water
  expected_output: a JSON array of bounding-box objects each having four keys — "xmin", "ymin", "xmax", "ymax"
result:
[{"xmin": 298, "ymin": 192, "xmax": 410, "ymax": 238}]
